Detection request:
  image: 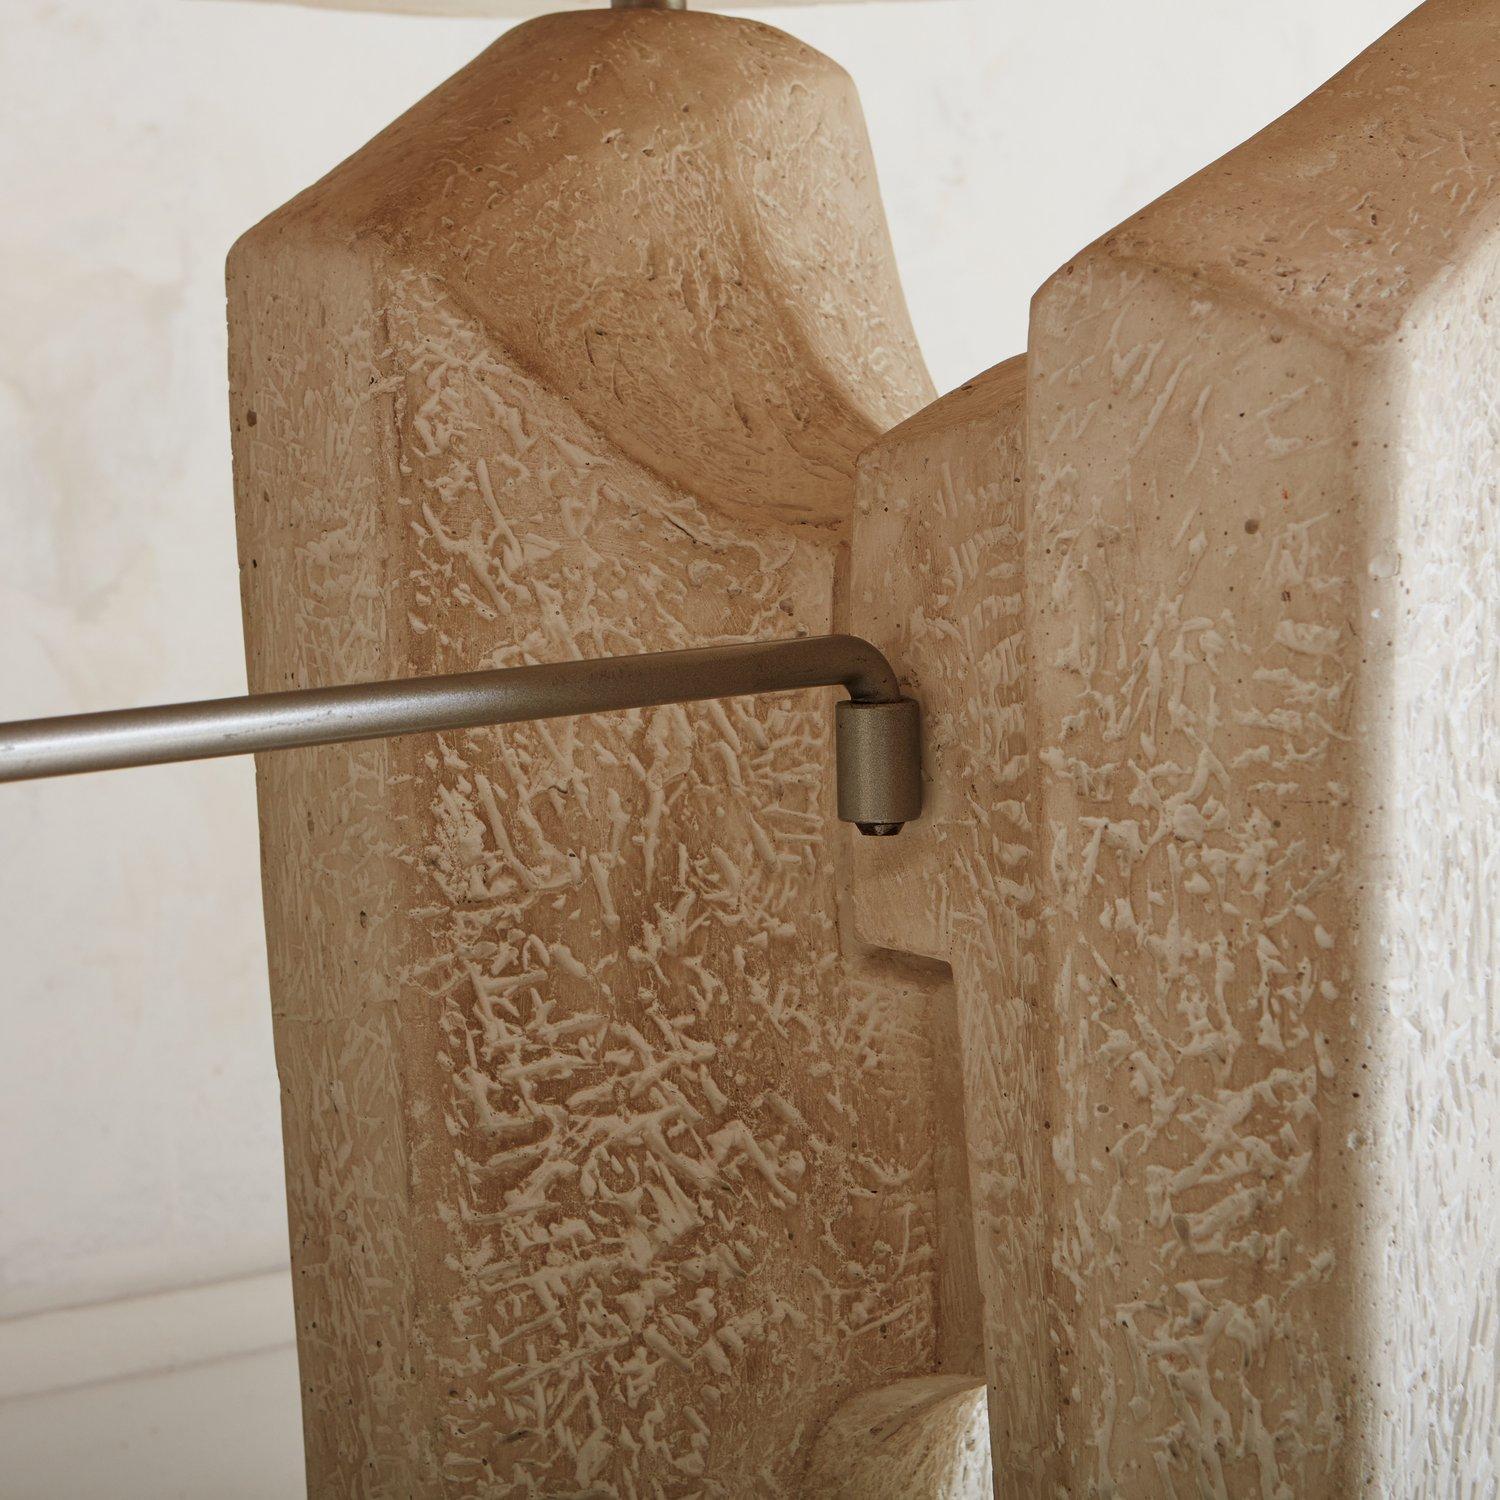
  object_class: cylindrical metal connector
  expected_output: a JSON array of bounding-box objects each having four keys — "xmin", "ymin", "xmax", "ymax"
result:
[{"xmin": 836, "ymin": 698, "xmax": 923, "ymax": 838}]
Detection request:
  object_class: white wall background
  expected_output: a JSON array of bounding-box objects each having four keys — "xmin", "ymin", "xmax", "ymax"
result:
[{"xmin": 0, "ymin": 0, "xmax": 1413, "ymax": 1490}]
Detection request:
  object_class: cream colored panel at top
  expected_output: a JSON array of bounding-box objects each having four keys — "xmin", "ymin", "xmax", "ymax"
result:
[
  {"xmin": 853, "ymin": 0, "xmax": 1499, "ymax": 1494},
  {"xmin": 222, "ymin": 0, "xmax": 946, "ymax": 14},
  {"xmin": 229, "ymin": 7, "xmax": 949, "ymax": 1497}
]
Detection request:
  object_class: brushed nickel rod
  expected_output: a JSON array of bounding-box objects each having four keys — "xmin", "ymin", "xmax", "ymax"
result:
[{"xmin": 0, "ymin": 636, "xmax": 922, "ymax": 836}]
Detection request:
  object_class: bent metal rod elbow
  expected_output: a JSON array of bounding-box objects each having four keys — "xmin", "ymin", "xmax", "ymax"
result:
[{"xmin": 0, "ymin": 635, "xmax": 924, "ymax": 836}]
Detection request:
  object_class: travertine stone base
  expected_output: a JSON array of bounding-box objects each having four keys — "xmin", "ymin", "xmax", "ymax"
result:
[
  {"xmin": 853, "ymin": 1, "xmax": 1498, "ymax": 1493},
  {"xmin": 229, "ymin": 10, "xmax": 947, "ymax": 1495}
]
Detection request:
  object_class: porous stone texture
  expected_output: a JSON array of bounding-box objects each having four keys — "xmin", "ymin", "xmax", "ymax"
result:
[
  {"xmin": 853, "ymin": 0, "xmax": 1498, "ymax": 1493},
  {"xmin": 853, "ymin": 358, "xmax": 1042, "ymax": 1478},
  {"xmin": 229, "ymin": 9, "xmax": 952, "ymax": 1495}
]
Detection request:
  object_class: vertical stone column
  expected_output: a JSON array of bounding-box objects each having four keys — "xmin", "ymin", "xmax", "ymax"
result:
[
  {"xmin": 229, "ymin": 11, "xmax": 950, "ymax": 1494},
  {"xmin": 854, "ymin": 362, "xmax": 1043, "ymax": 1486},
  {"xmin": 853, "ymin": 1, "xmax": 1499, "ymax": 1492}
]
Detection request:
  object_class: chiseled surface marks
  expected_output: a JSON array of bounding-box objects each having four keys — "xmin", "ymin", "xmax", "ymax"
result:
[
  {"xmin": 852, "ymin": 362, "xmax": 1040, "ymax": 1484},
  {"xmin": 1384, "ymin": 175, "xmax": 1499, "ymax": 1495},
  {"xmin": 1026, "ymin": 1, "xmax": 1498, "ymax": 1490},
  {"xmin": 248, "ymin": 9, "xmax": 928, "ymax": 532},
  {"xmin": 1026, "ymin": 266, "xmax": 1359, "ymax": 1498},
  {"xmin": 229, "ymin": 11, "xmax": 941, "ymax": 1495},
  {"xmin": 854, "ymin": 1, "xmax": 1499, "ymax": 1494}
]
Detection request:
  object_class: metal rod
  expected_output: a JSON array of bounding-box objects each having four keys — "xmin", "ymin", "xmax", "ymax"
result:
[{"xmin": 0, "ymin": 636, "xmax": 921, "ymax": 835}]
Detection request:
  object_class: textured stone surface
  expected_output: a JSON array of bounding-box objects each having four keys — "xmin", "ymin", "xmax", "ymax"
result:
[
  {"xmin": 232, "ymin": 0, "xmax": 1498, "ymax": 1492},
  {"xmin": 853, "ymin": 357, "xmax": 1040, "ymax": 1480},
  {"xmin": 229, "ymin": 9, "xmax": 949, "ymax": 1495},
  {"xmin": 802, "ymin": 1374, "xmax": 992, "ymax": 1499},
  {"xmin": 1, "ymin": 0, "xmax": 1417, "ymax": 1348},
  {"xmin": 853, "ymin": 0, "xmax": 1499, "ymax": 1493}
]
